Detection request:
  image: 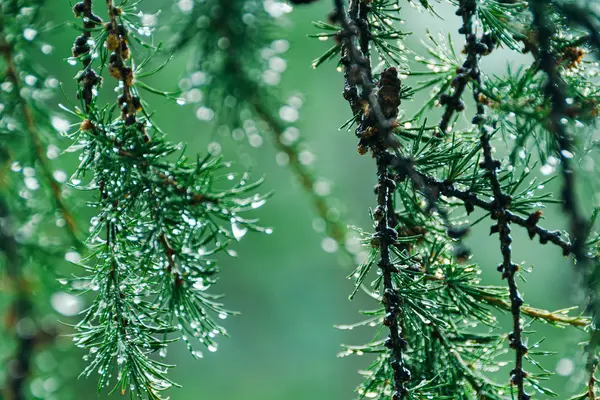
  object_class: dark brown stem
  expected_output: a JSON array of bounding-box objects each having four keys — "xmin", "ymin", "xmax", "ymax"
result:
[
  {"xmin": 387, "ymin": 154, "xmax": 573, "ymax": 256},
  {"xmin": 452, "ymin": 0, "xmax": 528, "ymax": 397},
  {"xmin": 334, "ymin": 0, "xmax": 409, "ymax": 396},
  {"xmin": 529, "ymin": 1, "xmax": 588, "ymax": 263},
  {"xmin": 529, "ymin": 3, "xmax": 597, "ymax": 397},
  {"xmin": 104, "ymin": 0, "xmax": 150, "ymax": 141}
]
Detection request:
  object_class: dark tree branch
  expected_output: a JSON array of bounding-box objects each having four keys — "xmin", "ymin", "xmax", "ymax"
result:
[
  {"xmin": 452, "ymin": 1, "xmax": 527, "ymax": 397},
  {"xmin": 529, "ymin": 2, "xmax": 597, "ymax": 396},
  {"xmin": 529, "ymin": 1, "xmax": 588, "ymax": 262},
  {"xmin": 387, "ymin": 154, "xmax": 573, "ymax": 256},
  {"xmin": 334, "ymin": 0, "xmax": 409, "ymax": 396}
]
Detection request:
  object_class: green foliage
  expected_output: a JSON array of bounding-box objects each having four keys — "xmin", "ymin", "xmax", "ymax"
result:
[
  {"xmin": 0, "ymin": 1, "xmax": 80, "ymax": 399},
  {"xmin": 64, "ymin": 0, "xmax": 269, "ymax": 397},
  {"xmin": 3, "ymin": 0, "xmax": 600, "ymax": 399},
  {"xmin": 313, "ymin": 0, "xmax": 600, "ymax": 398},
  {"xmin": 172, "ymin": 0, "xmax": 356, "ymax": 260},
  {"xmin": 171, "ymin": 0, "xmax": 287, "ymax": 128}
]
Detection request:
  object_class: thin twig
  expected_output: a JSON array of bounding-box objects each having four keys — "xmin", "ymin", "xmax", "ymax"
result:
[{"xmin": 387, "ymin": 154, "xmax": 573, "ymax": 256}]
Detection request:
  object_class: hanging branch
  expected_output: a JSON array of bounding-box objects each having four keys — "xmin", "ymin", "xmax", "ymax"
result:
[
  {"xmin": 309, "ymin": 0, "xmax": 600, "ymax": 397},
  {"xmin": 0, "ymin": 14, "xmax": 39, "ymax": 400},
  {"xmin": 528, "ymin": 1, "xmax": 588, "ymax": 262},
  {"xmin": 0, "ymin": 2, "xmax": 80, "ymax": 397},
  {"xmin": 171, "ymin": 0, "xmax": 354, "ymax": 261},
  {"xmin": 0, "ymin": 11, "xmax": 78, "ymax": 244},
  {"xmin": 528, "ymin": 2, "xmax": 600, "ymax": 398},
  {"xmin": 69, "ymin": 1, "xmax": 269, "ymax": 397},
  {"xmin": 332, "ymin": 0, "xmax": 412, "ymax": 395},
  {"xmin": 453, "ymin": 0, "xmax": 528, "ymax": 397}
]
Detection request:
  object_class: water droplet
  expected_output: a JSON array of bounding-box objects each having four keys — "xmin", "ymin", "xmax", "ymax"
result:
[
  {"xmin": 269, "ymin": 57, "xmax": 287, "ymax": 73},
  {"xmin": 51, "ymin": 292, "xmax": 83, "ymax": 316},
  {"xmin": 41, "ymin": 44, "xmax": 53, "ymax": 54},
  {"xmin": 65, "ymin": 251, "xmax": 81, "ymax": 263},
  {"xmin": 248, "ymin": 134, "xmax": 263, "ymax": 148},
  {"xmin": 279, "ymin": 106, "xmax": 299, "ymax": 122},
  {"xmin": 207, "ymin": 141, "xmax": 221, "ymax": 155},
  {"xmin": 227, "ymin": 249, "xmax": 238, "ymax": 257},
  {"xmin": 321, "ymin": 237, "xmax": 338, "ymax": 253},
  {"xmin": 561, "ymin": 149, "xmax": 574, "ymax": 159},
  {"xmin": 299, "ymin": 150, "xmax": 315, "ymax": 166},
  {"xmin": 262, "ymin": 69, "xmax": 280, "ymax": 85},
  {"xmin": 51, "ymin": 116, "xmax": 70, "ymax": 132},
  {"xmin": 23, "ymin": 28, "xmax": 37, "ymax": 41},
  {"xmin": 196, "ymin": 106, "xmax": 214, "ymax": 121},
  {"xmin": 556, "ymin": 358, "xmax": 574, "ymax": 376},
  {"xmin": 191, "ymin": 350, "xmax": 203, "ymax": 359},
  {"xmin": 540, "ymin": 164, "xmax": 554, "ymax": 175},
  {"xmin": 53, "ymin": 170, "xmax": 67, "ymax": 183},
  {"xmin": 24, "ymin": 177, "xmax": 39, "ymax": 190},
  {"xmin": 314, "ymin": 179, "xmax": 331, "ymax": 196},
  {"xmin": 24, "ymin": 75, "xmax": 37, "ymax": 86},
  {"xmin": 231, "ymin": 219, "xmax": 247, "ymax": 241},
  {"xmin": 275, "ymin": 152, "xmax": 289, "ymax": 166}
]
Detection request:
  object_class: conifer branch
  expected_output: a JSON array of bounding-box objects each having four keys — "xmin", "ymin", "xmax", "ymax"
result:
[
  {"xmin": 333, "ymin": 0, "xmax": 409, "ymax": 396},
  {"xmin": 172, "ymin": 0, "xmax": 354, "ymax": 261},
  {"xmin": 529, "ymin": 2, "xmax": 598, "ymax": 397},
  {"xmin": 529, "ymin": 1, "xmax": 588, "ymax": 263},
  {"xmin": 0, "ymin": 20, "xmax": 79, "ymax": 244},
  {"xmin": 442, "ymin": 0, "xmax": 531, "ymax": 400},
  {"xmin": 387, "ymin": 154, "xmax": 574, "ymax": 256},
  {"xmin": 69, "ymin": 1, "xmax": 268, "ymax": 397},
  {"xmin": 0, "ymin": 3, "xmax": 76, "ymax": 397},
  {"xmin": 452, "ymin": 1, "xmax": 528, "ymax": 397},
  {"xmin": 319, "ymin": 0, "xmax": 594, "ymax": 397}
]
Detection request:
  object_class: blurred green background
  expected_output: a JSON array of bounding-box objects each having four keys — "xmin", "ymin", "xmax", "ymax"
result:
[{"xmin": 30, "ymin": 0, "xmax": 587, "ymax": 398}]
